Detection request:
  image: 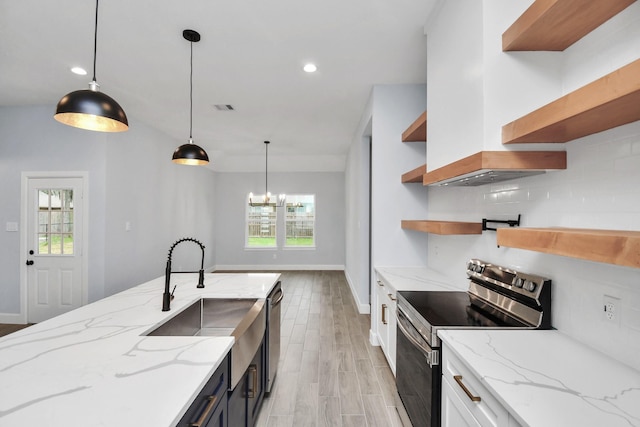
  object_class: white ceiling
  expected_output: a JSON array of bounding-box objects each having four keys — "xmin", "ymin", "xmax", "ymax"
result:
[{"xmin": 0, "ymin": 0, "xmax": 433, "ymax": 172}]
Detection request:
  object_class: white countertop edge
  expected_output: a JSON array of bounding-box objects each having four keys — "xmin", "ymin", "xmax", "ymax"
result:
[
  {"xmin": 438, "ymin": 329, "xmax": 640, "ymax": 427},
  {"xmin": 0, "ymin": 272, "xmax": 281, "ymax": 426},
  {"xmin": 374, "ymin": 266, "xmax": 468, "ymax": 292}
]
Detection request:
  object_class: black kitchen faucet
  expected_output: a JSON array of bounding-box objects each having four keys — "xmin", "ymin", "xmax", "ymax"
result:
[{"xmin": 162, "ymin": 237, "xmax": 205, "ymax": 311}]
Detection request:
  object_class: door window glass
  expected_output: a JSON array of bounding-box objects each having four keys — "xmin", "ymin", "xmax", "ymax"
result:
[{"xmin": 38, "ymin": 189, "xmax": 74, "ymax": 255}]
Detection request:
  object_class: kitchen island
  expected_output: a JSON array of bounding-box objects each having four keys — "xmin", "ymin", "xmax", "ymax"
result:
[{"xmin": 0, "ymin": 272, "xmax": 280, "ymax": 426}]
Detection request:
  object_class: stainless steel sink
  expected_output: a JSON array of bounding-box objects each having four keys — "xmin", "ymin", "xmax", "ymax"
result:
[{"xmin": 146, "ymin": 298, "xmax": 266, "ymax": 389}]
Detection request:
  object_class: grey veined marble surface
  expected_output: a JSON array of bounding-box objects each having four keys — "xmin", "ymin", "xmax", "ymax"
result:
[
  {"xmin": 0, "ymin": 272, "xmax": 280, "ymax": 426},
  {"xmin": 440, "ymin": 329, "xmax": 640, "ymax": 427},
  {"xmin": 375, "ymin": 266, "xmax": 468, "ymax": 292}
]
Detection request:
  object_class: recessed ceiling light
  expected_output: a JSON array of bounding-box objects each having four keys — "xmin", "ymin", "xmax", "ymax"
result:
[
  {"xmin": 303, "ymin": 63, "xmax": 317, "ymax": 73},
  {"xmin": 71, "ymin": 66, "xmax": 87, "ymax": 76}
]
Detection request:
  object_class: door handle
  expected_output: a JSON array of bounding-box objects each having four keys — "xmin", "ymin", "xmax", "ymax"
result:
[
  {"xmin": 454, "ymin": 375, "xmax": 481, "ymax": 402},
  {"xmin": 381, "ymin": 304, "xmax": 388, "ymax": 324},
  {"xmin": 189, "ymin": 395, "xmax": 218, "ymax": 427},
  {"xmin": 26, "ymin": 260, "xmax": 34, "ymax": 266},
  {"xmin": 247, "ymin": 364, "xmax": 258, "ymax": 399}
]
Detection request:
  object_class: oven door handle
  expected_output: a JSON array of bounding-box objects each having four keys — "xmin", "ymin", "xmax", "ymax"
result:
[{"xmin": 396, "ymin": 306, "xmax": 439, "ymax": 367}]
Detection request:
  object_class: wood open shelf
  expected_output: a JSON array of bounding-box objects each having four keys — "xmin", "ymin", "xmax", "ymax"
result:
[
  {"xmin": 422, "ymin": 151, "xmax": 566, "ymax": 186},
  {"xmin": 402, "ymin": 111, "xmax": 427, "ymax": 142},
  {"xmin": 502, "ymin": 0, "xmax": 635, "ymax": 51},
  {"xmin": 401, "ymin": 164, "xmax": 427, "ymax": 183},
  {"xmin": 502, "ymin": 59, "xmax": 640, "ymax": 144},
  {"xmin": 401, "ymin": 220, "xmax": 483, "ymax": 235},
  {"xmin": 497, "ymin": 227, "xmax": 640, "ymax": 269}
]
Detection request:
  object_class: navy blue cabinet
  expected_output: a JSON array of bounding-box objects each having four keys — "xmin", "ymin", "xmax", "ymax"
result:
[
  {"xmin": 228, "ymin": 336, "xmax": 266, "ymax": 427},
  {"xmin": 178, "ymin": 353, "xmax": 229, "ymax": 427}
]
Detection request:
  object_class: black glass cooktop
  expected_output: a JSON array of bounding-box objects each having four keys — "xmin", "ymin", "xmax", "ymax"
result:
[{"xmin": 399, "ymin": 290, "xmax": 528, "ymax": 328}]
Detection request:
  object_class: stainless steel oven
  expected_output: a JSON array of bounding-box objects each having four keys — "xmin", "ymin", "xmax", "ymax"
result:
[
  {"xmin": 395, "ymin": 259, "xmax": 552, "ymax": 427},
  {"xmin": 396, "ymin": 304, "xmax": 440, "ymax": 427}
]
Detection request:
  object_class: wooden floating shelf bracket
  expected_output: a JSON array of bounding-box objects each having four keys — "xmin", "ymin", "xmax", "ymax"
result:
[
  {"xmin": 401, "ymin": 164, "xmax": 427, "ymax": 183},
  {"xmin": 497, "ymin": 227, "xmax": 640, "ymax": 269},
  {"xmin": 401, "ymin": 220, "xmax": 483, "ymax": 235},
  {"xmin": 503, "ymin": 59, "xmax": 640, "ymax": 144},
  {"xmin": 402, "ymin": 111, "xmax": 427, "ymax": 142},
  {"xmin": 422, "ymin": 151, "xmax": 567, "ymax": 186},
  {"xmin": 502, "ymin": 0, "xmax": 636, "ymax": 51}
]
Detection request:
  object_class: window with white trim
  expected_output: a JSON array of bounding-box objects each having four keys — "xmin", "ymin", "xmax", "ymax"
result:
[
  {"xmin": 246, "ymin": 204, "xmax": 277, "ymax": 248},
  {"xmin": 285, "ymin": 195, "xmax": 315, "ymax": 247}
]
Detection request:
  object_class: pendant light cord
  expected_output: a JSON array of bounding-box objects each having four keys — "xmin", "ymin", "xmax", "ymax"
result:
[
  {"xmin": 265, "ymin": 142, "xmax": 268, "ymax": 196},
  {"xmin": 189, "ymin": 39, "xmax": 193, "ymax": 141},
  {"xmin": 92, "ymin": 0, "xmax": 99, "ymax": 82}
]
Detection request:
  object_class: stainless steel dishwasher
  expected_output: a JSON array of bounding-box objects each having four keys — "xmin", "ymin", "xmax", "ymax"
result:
[{"xmin": 266, "ymin": 281, "xmax": 283, "ymax": 393}]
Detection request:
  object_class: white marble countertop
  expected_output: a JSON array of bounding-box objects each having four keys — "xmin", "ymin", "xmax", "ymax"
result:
[
  {"xmin": 439, "ymin": 329, "xmax": 640, "ymax": 427},
  {"xmin": 0, "ymin": 272, "xmax": 280, "ymax": 427},
  {"xmin": 375, "ymin": 266, "xmax": 469, "ymax": 292}
]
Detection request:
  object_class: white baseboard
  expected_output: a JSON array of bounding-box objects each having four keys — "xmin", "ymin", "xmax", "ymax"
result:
[
  {"xmin": 213, "ymin": 264, "xmax": 345, "ymax": 271},
  {"xmin": 0, "ymin": 312, "xmax": 26, "ymax": 324},
  {"xmin": 369, "ymin": 329, "xmax": 380, "ymax": 346},
  {"xmin": 344, "ymin": 270, "xmax": 371, "ymax": 314}
]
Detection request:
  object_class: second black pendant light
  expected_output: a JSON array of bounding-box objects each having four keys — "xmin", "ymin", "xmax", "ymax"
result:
[{"xmin": 172, "ymin": 29, "xmax": 209, "ymax": 166}]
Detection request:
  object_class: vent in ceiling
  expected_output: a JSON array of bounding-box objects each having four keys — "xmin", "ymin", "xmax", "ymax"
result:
[{"xmin": 214, "ymin": 104, "xmax": 235, "ymax": 111}]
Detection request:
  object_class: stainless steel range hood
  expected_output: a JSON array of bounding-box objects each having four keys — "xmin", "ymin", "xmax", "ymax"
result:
[{"xmin": 423, "ymin": 151, "xmax": 566, "ymax": 187}]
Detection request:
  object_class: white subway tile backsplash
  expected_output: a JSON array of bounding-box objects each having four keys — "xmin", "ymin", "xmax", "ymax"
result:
[{"xmin": 428, "ymin": 128, "xmax": 640, "ymax": 370}]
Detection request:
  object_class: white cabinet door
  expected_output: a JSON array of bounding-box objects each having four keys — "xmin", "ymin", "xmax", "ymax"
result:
[
  {"xmin": 385, "ymin": 287, "xmax": 397, "ymax": 375},
  {"xmin": 442, "ymin": 377, "xmax": 482, "ymax": 427},
  {"xmin": 442, "ymin": 343, "xmax": 512, "ymax": 427},
  {"xmin": 375, "ymin": 279, "xmax": 390, "ymax": 352},
  {"xmin": 374, "ymin": 276, "xmax": 397, "ymax": 374}
]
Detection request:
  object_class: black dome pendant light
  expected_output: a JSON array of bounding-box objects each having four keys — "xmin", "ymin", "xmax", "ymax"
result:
[
  {"xmin": 172, "ymin": 29, "xmax": 210, "ymax": 166},
  {"xmin": 54, "ymin": 0, "xmax": 128, "ymax": 132}
]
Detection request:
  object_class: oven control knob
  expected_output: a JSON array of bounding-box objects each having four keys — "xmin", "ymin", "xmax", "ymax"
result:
[
  {"xmin": 515, "ymin": 278, "xmax": 524, "ymax": 288},
  {"xmin": 524, "ymin": 281, "xmax": 536, "ymax": 292}
]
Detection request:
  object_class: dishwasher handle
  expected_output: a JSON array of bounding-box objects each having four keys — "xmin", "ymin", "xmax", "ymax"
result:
[{"xmin": 270, "ymin": 288, "xmax": 284, "ymax": 307}]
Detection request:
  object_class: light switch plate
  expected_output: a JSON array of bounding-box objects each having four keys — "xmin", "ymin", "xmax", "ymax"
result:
[{"xmin": 5, "ymin": 222, "xmax": 18, "ymax": 232}]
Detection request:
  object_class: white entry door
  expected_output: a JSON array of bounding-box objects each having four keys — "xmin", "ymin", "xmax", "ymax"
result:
[{"xmin": 25, "ymin": 176, "xmax": 86, "ymax": 323}]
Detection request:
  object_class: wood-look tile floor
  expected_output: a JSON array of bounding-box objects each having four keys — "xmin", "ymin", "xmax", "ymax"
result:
[
  {"xmin": 256, "ymin": 271, "xmax": 403, "ymax": 427},
  {"xmin": 0, "ymin": 323, "xmax": 31, "ymax": 337}
]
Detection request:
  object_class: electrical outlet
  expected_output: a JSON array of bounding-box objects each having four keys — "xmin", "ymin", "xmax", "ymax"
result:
[{"xmin": 603, "ymin": 295, "xmax": 621, "ymax": 325}]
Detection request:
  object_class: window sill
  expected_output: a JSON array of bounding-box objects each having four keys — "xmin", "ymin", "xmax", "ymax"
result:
[
  {"xmin": 283, "ymin": 246, "xmax": 316, "ymax": 251},
  {"xmin": 244, "ymin": 246, "xmax": 277, "ymax": 251}
]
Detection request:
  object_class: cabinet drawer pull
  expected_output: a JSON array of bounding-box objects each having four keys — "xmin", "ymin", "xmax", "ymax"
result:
[
  {"xmin": 387, "ymin": 293, "xmax": 397, "ymax": 301},
  {"xmin": 454, "ymin": 375, "xmax": 481, "ymax": 402},
  {"xmin": 189, "ymin": 395, "xmax": 218, "ymax": 427},
  {"xmin": 377, "ymin": 280, "xmax": 384, "ymax": 287},
  {"xmin": 247, "ymin": 364, "xmax": 258, "ymax": 399},
  {"xmin": 381, "ymin": 304, "xmax": 388, "ymax": 324}
]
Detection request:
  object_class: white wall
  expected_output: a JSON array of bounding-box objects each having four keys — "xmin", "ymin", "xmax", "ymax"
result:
[
  {"xmin": 213, "ymin": 171, "xmax": 345, "ymax": 270},
  {"xmin": 0, "ymin": 105, "xmax": 217, "ymax": 319},
  {"xmin": 425, "ymin": 0, "xmax": 640, "ymax": 370},
  {"xmin": 344, "ymin": 84, "xmax": 428, "ymax": 313},
  {"xmin": 345, "ymin": 94, "xmax": 373, "ymax": 312},
  {"xmin": 371, "ymin": 85, "xmax": 428, "ymax": 267},
  {"xmin": 103, "ymin": 123, "xmax": 217, "ymax": 296},
  {"xmin": 0, "ymin": 105, "xmax": 108, "ymax": 314}
]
